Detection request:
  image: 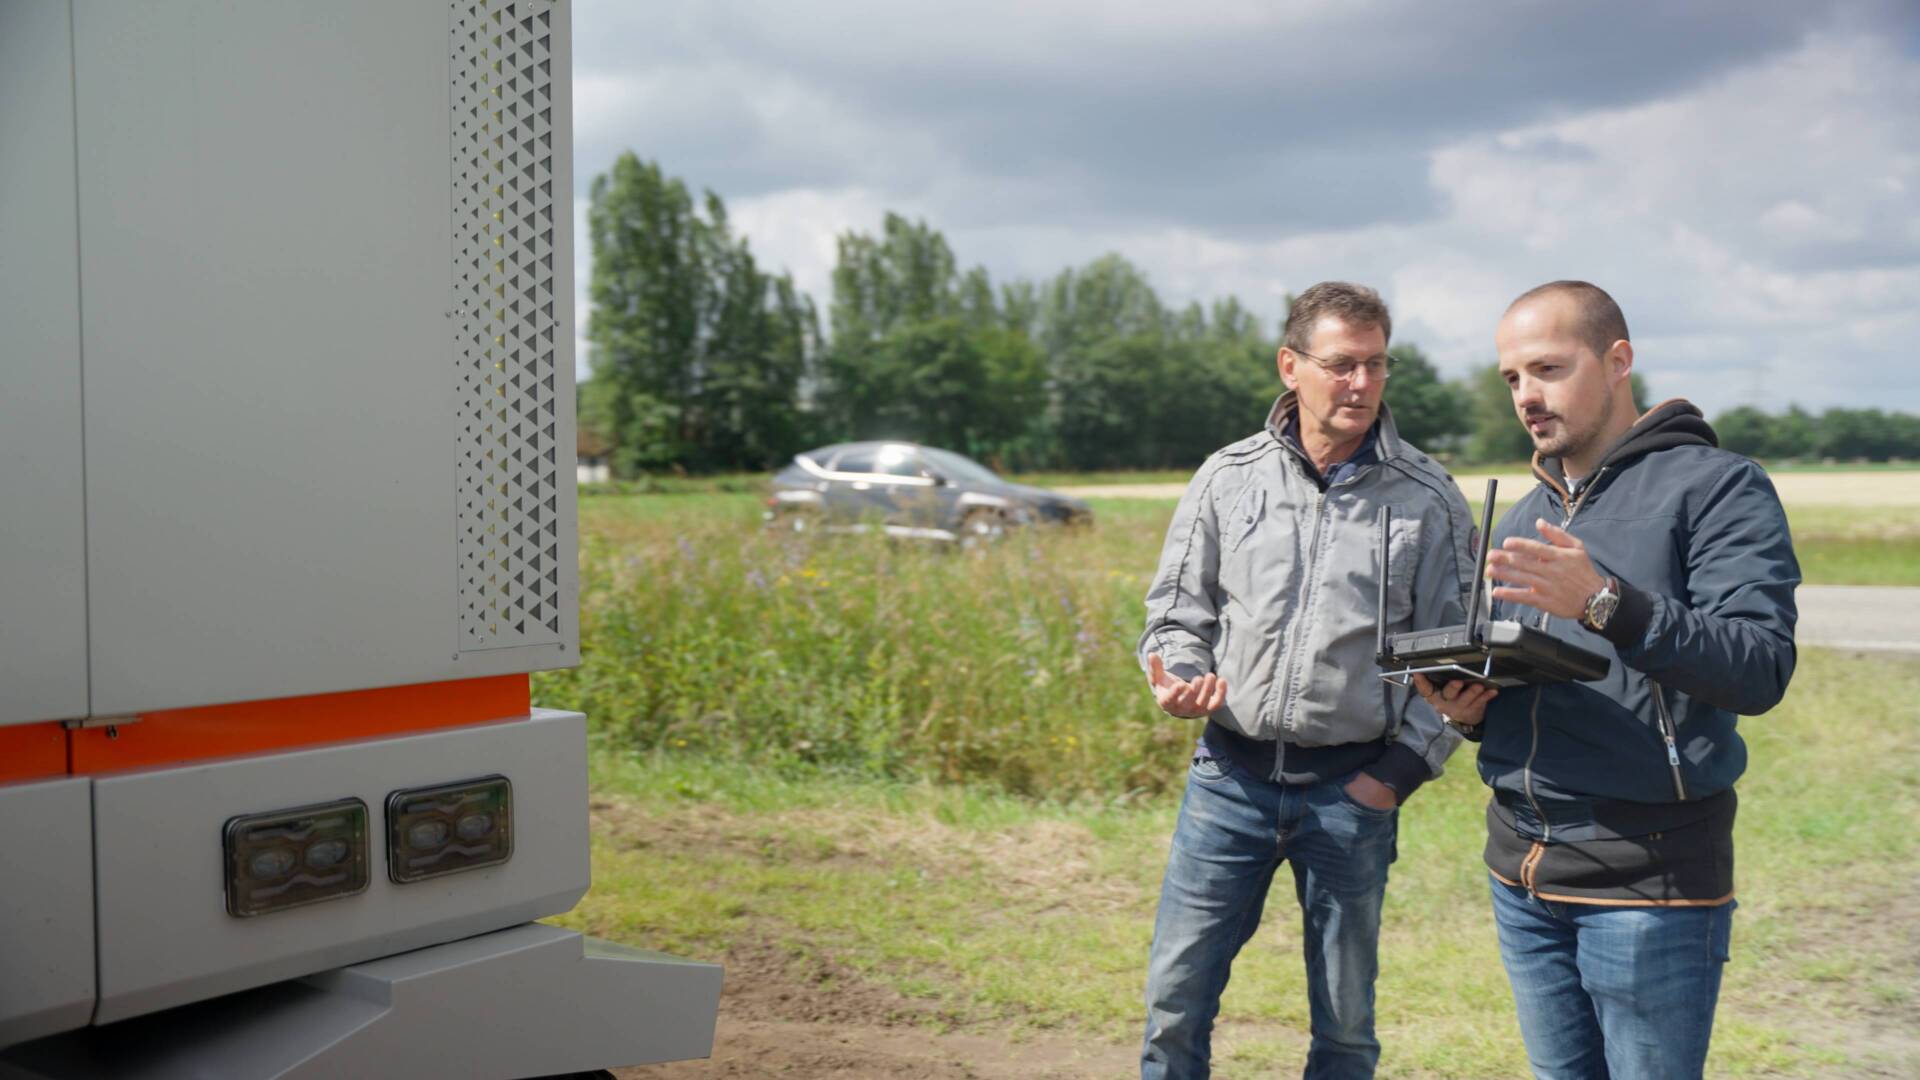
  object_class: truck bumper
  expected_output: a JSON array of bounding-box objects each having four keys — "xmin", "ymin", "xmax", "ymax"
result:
[{"xmin": 0, "ymin": 923, "xmax": 722, "ymax": 1079}]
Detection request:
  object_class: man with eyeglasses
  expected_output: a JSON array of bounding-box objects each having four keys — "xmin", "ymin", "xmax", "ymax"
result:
[{"xmin": 1139, "ymin": 281, "xmax": 1476, "ymax": 1078}]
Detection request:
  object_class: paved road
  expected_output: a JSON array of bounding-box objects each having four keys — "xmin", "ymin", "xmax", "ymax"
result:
[{"xmin": 1796, "ymin": 586, "xmax": 1920, "ymax": 655}]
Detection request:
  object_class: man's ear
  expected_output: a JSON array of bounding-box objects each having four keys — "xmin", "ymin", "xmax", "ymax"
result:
[
  {"xmin": 1277, "ymin": 347, "xmax": 1298, "ymax": 391},
  {"xmin": 1607, "ymin": 339, "xmax": 1634, "ymax": 385}
]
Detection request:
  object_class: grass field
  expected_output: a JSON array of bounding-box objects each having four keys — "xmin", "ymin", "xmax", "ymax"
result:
[
  {"xmin": 565, "ymin": 648, "xmax": 1918, "ymax": 1077},
  {"xmin": 550, "ymin": 483, "xmax": 1920, "ymax": 1077}
]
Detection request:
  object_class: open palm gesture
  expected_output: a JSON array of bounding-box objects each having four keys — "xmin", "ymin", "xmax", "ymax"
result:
[{"xmin": 1147, "ymin": 653, "xmax": 1229, "ymax": 718}]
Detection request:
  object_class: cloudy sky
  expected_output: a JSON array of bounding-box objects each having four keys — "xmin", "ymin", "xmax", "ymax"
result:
[{"xmin": 569, "ymin": 0, "xmax": 1920, "ymax": 416}]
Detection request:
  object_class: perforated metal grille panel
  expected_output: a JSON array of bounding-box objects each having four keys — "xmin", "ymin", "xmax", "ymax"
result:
[{"xmin": 451, "ymin": 0, "xmax": 562, "ymax": 649}]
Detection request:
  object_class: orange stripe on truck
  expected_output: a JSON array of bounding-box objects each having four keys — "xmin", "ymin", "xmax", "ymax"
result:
[
  {"xmin": 0, "ymin": 722, "xmax": 71, "ymax": 784},
  {"xmin": 67, "ymin": 675, "xmax": 532, "ymax": 774}
]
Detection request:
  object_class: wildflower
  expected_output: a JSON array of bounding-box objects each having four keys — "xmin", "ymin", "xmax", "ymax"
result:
[{"xmin": 745, "ymin": 568, "xmax": 769, "ymax": 590}]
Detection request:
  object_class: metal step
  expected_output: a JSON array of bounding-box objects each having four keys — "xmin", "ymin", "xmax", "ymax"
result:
[{"xmin": 0, "ymin": 924, "xmax": 722, "ymax": 1079}]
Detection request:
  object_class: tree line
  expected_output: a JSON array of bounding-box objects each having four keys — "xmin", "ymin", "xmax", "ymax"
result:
[{"xmin": 581, "ymin": 153, "xmax": 1920, "ymax": 476}]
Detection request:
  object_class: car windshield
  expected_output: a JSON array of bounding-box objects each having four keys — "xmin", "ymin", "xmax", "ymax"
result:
[{"xmin": 921, "ymin": 447, "xmax": 1003, "ymax": 486}]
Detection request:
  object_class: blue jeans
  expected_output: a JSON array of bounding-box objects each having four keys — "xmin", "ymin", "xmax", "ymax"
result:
[
  {"xmin": 1490, "ymin": 875, "xmax": 1735, "ymax": 1080},
  {"xmin": 1141, "ymin": 756, "xmax": 1399, "ymax": 1080}
]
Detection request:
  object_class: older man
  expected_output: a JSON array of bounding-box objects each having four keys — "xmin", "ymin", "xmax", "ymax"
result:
[
  {"xmin": 1138, "ymin": 281, "xmax": 1475, "ymax": 1079},
  {"xmin": 1415, "ymin": 281, "xmax": 1799, "ymax": 1079}
]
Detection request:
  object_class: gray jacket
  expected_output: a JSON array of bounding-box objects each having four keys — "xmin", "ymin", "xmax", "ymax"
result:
[{"xmin": 1139, "ymin": 394, "xmax": 1477, "ymax": 786}]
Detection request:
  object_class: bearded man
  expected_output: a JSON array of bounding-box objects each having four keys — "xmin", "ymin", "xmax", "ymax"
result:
[{"xmin": 1414, "ymin": 280, "xmax": 1800, "ymax": 1080}]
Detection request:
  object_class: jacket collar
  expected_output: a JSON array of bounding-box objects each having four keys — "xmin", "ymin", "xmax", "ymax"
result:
[{"xmin": 1266, "ymin": 391, "xmax": 1405, "ymax": 463}]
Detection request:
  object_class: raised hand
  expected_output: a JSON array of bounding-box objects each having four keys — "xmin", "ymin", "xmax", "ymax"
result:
[
  {"xmin": 1486, "ymin": 519, "xmax": 1608, "ymax": 620},
  {"xmin": 1410, "ymin": 672, "xmax": 1499, "ymax": 728},
  {"xmin": 1146, "ymin": 653, "xmax": 1228, "ymax": 719}
]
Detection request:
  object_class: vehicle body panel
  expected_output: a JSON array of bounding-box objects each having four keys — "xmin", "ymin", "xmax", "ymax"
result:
[{"xmin": 769, "ymin": 442, "xmax": 1090, "ymax": 540}]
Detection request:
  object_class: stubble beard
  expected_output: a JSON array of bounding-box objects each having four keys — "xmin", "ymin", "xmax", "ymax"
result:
[{"xmin": 1530, "ymin": 395, "xmax": 1615, "ymax": 465}]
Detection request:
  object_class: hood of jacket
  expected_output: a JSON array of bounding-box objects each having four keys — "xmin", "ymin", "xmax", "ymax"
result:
[{"xmin": 1532, "ymin": 399, "xmax": 1718, "ymax": 500}]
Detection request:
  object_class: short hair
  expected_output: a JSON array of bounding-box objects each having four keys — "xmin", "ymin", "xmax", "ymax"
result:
[
  {"xmin": 1507, "ymin": 280, "xmax": 1629, "ymax": 358},
  {"xmin": 1283, "ymin": 281, "xmax": 1391, "ymax": 353}
]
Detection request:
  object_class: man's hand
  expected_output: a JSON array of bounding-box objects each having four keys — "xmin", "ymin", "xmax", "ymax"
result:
[
  {"xmin": 1411, "ymin": 672, "xmax": 1499, "ymax": 728},
  {"xmin": 1146, "ymin": 653, "xmax": 1228, "ymax": 718},
  {"xmin": 1486, "ymin": 519, "xmax": 1608, "ymax": 621},
  {"xmin": 1343, "ymin": 771, "xmax": 1399, "ymax": 810}
]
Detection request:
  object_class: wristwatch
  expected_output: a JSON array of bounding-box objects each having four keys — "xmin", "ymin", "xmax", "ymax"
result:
[{"xmin": 1581, "ymin": 577, "xmax": 1621, "ymax": 633}]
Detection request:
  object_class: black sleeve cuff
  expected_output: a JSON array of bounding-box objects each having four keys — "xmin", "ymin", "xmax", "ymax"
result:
[
  {"xmin": 1363, "ymin": 742, "xmax": 1434, "ymax": 804},
  {"xmin": 1599, "ymin": 579, "xmax": 1656, "ymax": 651}
]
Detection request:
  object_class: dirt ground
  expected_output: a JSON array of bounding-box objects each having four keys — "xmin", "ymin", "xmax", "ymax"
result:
[
  {"xmin": 612, "ymin": 937, "xmax": 1138, "ymax": 1079},
  {"xmin": 609, "ymin": 863, "xmax": 1919, "ymax": 1080},
  {"xmin": 596, "ymin": 799, "xmax": 1142, "ymax": 1079}
]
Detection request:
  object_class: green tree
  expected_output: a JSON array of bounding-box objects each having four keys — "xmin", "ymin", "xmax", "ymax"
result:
[
  {"xmin": 999, "ymin": 280, "xmax": 1040, "ymax": 337},
  {"xmin": 1712, "ymin": 405, "xmax": 1772, "ymax": 459},
  {"xmin": 819, "ymin": 218, "xmax": 1046, "ymax": 464},
  {"xmin": 1383, "ymin": 344, "xmax": 1470, "ymax": 452},
  {"xmin": 585, "ymin": 153, "xmax": 816, "ymax": 474},
  {"xmin": 1463, "ymin": 364, "xmax": 1534, "ymax": 464},
  {"xmin": 821, "ymin": 317, "xmax": 1043, "ymax": 459},
  {"xmin": 828, "ymin": 213, "xmax": 961, "ymax": 343},
  {"xmin": 1769, "ymin": 405, "xmax": 1817, "ymax": 460},
  {"xmin": 585, "ymin": 155, "xmax": 702, "ymax": 472},
  {"xmin": 1037, "ymin": 254, "xmax": 1167, "ymax": 356}
]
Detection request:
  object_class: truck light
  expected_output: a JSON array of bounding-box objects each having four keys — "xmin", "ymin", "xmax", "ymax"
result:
[
  {"xmin": 223, "ymin": 799, "xmax": 370, "ymax": 917},
  {"xmin": 385, "ymin": 776, "xmax": 513, "ymax": 883}
]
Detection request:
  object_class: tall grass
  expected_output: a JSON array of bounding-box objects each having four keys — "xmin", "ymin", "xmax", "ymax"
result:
[
  {"xmin": 537, "ymin": 497, "xmax": 1196, "ymax": 797},
  {"xmin": 543, "ymin": 491, "xmax": 1920, "ymax": 797}
]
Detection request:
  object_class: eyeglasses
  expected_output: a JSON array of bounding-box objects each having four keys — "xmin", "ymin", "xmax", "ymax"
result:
[{"xmin": 1293, "ymin": 349, "xmax": 1393, "ymax": 382}]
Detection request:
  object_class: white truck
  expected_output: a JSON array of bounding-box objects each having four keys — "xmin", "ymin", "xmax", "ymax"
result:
[{"xmin": 0, "ymin": 2, "xmax": 722, "ymax": 1075}]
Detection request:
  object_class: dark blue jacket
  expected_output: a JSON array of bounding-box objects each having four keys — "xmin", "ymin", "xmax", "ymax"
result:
[{"xmin": 1476, "ymin": 402, "xmax": 1800, "ymax": 843}]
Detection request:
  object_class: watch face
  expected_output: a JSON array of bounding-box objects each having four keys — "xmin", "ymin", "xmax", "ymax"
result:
[{"xmin": 1587, "ymin": 591, "xmax": 1619, "ymax": 630}]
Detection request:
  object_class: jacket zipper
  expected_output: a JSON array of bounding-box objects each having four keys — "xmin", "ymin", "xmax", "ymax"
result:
[
  {"xmin": 1522, "ymin": 688, "xmax": 1548, "ymax": 851},
  {"xmin": 1530, "ymin": 466, "xmax": 1608, "ymax": 633},
  {"xmin": 1264, "ymin": 453, "xmax": 1382, "ymax": 773},
  {"xmin": 1649, "ymin": 679, "xmax": 1688, "ymax": 800},
  {"xmin": 1520, "ymin": 840, "xmax": 1546, "ymax": 897},
  {"xmin": 1272, "ymin": 489, "xmax": 1330, "ymax": 763},
  {"xmin": 1519, "ymin": 470, "xmax": 1607, "ymax": 838},
  {"xmin": 1516, "ymin": 464, "xmax": 1687, "ymax": 852}
]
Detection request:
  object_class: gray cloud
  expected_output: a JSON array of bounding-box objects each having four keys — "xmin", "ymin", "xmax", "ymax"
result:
[
  {"xmin": 567, "ymin": 0, "xmax": 1920, "ymax": 414},
  {"xmin": 572, "ymin": 0, "xmax": 1868, "ymax": 233}
]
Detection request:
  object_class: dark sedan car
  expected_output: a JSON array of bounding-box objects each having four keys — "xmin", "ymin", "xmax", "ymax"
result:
[{"xmin": 765, "ymin": 442, "xmax": 1091, "ymax": 542}]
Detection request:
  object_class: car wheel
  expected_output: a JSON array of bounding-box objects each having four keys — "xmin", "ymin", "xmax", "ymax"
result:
[{"xmin": 958, "ymin": 509, "xmax": 1006, "ymax": 548}]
